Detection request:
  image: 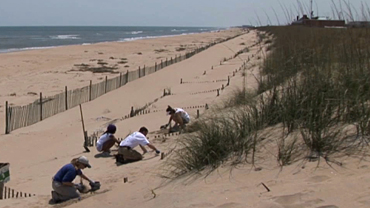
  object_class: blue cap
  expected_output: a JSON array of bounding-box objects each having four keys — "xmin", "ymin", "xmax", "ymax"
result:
[{"xmin": 107, "ymin": 124, "xmax": 116, "ymax": 134}]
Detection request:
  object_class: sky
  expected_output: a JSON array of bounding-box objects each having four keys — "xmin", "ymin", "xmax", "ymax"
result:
[{"xmin": 0, "ymin": 0, "xmax": 367, "ymax": 27}]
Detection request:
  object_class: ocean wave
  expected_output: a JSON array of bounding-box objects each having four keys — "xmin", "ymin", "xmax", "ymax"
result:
[
  {"xmin": 0, "ymin": 46, "xmax": 57, "ymax": 53},
  {"xmin": 49, "ymin": 35, "xmax": 81, "ymax": 40},
  {"xmin": 125, "ymin": 31, "xmax": 143, "ymax": 35},
  {"xmin": 171, "ymin": 29, "xmax": 188, "ymax": 32},
  {"xmin": 119, "ymin": 33, "xmax": 196, "ymax": 42}
]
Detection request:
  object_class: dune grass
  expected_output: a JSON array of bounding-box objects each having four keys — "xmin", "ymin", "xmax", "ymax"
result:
[{"xmin": 164, "ymin": 25, "xmax": 370, "ymax": 178}]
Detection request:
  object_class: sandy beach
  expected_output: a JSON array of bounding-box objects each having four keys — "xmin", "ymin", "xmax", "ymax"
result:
[{"xmin": 1, "ymin": 28, "xmax": 369, "ymax": 208}]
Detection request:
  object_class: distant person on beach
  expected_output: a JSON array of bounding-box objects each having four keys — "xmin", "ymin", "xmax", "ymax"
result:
[
  {"xmin": 164, "ymin": 105, "xmax": 190, "ymax": 132},
  {"xmin": 51, "ymin": 156, "xmax": 95, "ymax": 203},
  {"xmin": 96, "ymin": 124, "xmax": 120, "ymax": 155},
  {"xmin": 115, "ymin": 127, "xmax": 160, "ymax": 164}
]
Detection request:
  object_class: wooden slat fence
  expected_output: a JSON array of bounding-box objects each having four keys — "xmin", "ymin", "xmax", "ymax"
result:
[{"xmin": 5, "ymin": 33, "xmax": 244, "ymax": 134}]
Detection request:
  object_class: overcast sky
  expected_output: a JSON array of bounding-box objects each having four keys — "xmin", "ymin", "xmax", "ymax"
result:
[{"xmin": 0, "ymin": 0, "xmax": 367, "ymax": 27}]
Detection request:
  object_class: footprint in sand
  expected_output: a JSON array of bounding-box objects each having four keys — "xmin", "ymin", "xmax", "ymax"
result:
[
  {"xmin": 273, "ymin": 193, "xmax": 303, "ymax": 205},
  {"xmin": 255, "ymin": 201, "xmax": 284, "ymax": 208},
  {"xmin": 307, "ymin": 175, "xmax": 331, "ymax": 183},
  {"xmin": 216, "ymin": 202, "xmax": 244, "ymax": 208},
  {"xmin": 187, "ymin": 202, "xmax": 214, "ymax": 207}
]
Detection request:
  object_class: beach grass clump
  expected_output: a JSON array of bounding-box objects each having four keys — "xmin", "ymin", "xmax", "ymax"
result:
[
  {"xmin": 223, "ymin": 88, "xmax": 256, "ymax": 107},
  {"xmin": 165, "ymin": 105, "xmax": 266, "ymax": 177},
  {"xmin": 176, "ymin": 47, "xmax": 186, "ymax": 52},
  {"xmin": 167, "ymin": 25, "xmax": 370, "ymax": 178},
  {"xmin": 255, "ymin": 26, "xmax": 370, "ymax": 159}
]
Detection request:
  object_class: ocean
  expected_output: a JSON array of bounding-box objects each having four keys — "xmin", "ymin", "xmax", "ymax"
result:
[{"xmin": 0, "ymin": 26, "xmax": 222, "ymax": 53}]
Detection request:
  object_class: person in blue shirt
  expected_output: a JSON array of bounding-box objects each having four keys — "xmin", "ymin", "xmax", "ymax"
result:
[{"xmin": 51, "ymin": 156, "xmax": 95, "ymax": 203}]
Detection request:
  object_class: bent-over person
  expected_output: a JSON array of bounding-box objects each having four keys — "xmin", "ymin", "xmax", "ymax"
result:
[
  {"xmin": 51, "ymin": 156, "xmax": 95, "ymax": 203},
  {"xmin": 116, "ymin": 127, "xmax": 160, "ymax": 163},
  {"xmin": 96, "ymin": 124, "xmax": 120, "ymax": 155},
  {"xmin": 166, "ymin": 105, "xmax": 190, "ymax": 132}
]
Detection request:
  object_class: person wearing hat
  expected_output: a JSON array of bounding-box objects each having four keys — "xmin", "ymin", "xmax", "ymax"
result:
[
  {"xmin": 116, "ymin": 127, "xmax": 160, "ymax": 163},
  {"xmin": 165, "ymin": 105, "xmax": 190, "ymax": 132},
  {"xmin": 51, "ymin": 156, "xmax": 94, "ymax": 203},
  {"xmin": 96, "ymin": 124, "xmax": 120, "ymax": 155}
]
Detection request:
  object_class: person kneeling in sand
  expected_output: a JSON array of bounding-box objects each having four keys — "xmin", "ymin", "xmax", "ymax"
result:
[
  {"xmin": 116, "ymin": 127, "xmax": 160, "ymax": 163},
  {"xmin": 51, "ymin": 156, "xmax": 95, "ymax": 203},
  {"xmin": 96, "ymin": 124, "xmax": 120, "ymax": 155},
  {"xmin": 165, "ymin": 105, "xmax": 190, "ymax": 132}
]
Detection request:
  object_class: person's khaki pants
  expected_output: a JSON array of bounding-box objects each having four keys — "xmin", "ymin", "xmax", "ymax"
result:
[
  {"xmin": 118, "ymin": 147, "xmax": 143, "ymax": 162},
  {"xmin": 52, "ymin": 180, "xmax": 80, "ymax": 202}
]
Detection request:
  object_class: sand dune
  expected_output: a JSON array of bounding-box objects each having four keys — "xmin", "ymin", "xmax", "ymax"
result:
[{"xmin": 0, "ymin": 29, "xmax": 369, "ymax": 208}]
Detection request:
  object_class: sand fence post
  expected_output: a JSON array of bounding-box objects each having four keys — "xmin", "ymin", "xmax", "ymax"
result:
[
  {"xmin": 227, "ymin": 76, "xmax": 230, "ymax": 86},
  {"xmin": 130, "ymin": 106, "xmax": 135, "ymax": 117},
  {"xmin": 89, "ymin": 80, "xmax": 92, "ymax": 101},
  {"xmin": 104, "ymin": 76, "xmax": 108, "ymax": 94},
  {"xmin": 123, "ymin": 177, "xmax": 128, "ymax": 183},
  {"xmin": 0, "ymin": 182, "xmax": 3, "ymax": 200},
  {"xmin": 39, "ymin": 92, "xmax": 43, "ymax": 121},
  {"xmin": 79, "ymin": 104, "xmax": 90, "ymax": 152},
  {"xmin": 5, "ymin": 101, "xmax": 9, "ymax": 134},
  {"xmin": 217, "ymin": 89, "xmax": 220, "ymax": 96},
  {"xmin": 4, "ymin": 186, "xmax": 6, "ymax": 199},
  {"xmin": 143, "ymin": 65, "xmax": 146, "ymax": 76},
  {"xmin": 166, "ymin": 58, "xmax": 168, "ymax": 66},
  {"xmin": 138, "ymin": 66, "xmax": 141, "ymax": 78},
  {"xmin": 197, "ymin": 109, "xmax": 199, "ymax": 119},
  {"xmin": 65, "ymin": 86, "xmax": 68, "ymax": 111},
  {"xmin": 155, "ymin": 62, "xmax": 157, "ymax": 72},
  {"xmin": 180, "ymin": 78, "xmax": 182, "ymax": 84},
  {"xmin": 119, "ymin": 72, "xmax": 122, "ymax": 87}
]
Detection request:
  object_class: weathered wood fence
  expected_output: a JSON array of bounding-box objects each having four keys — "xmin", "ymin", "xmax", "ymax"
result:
[{"xmin": 5, "ymin": 34, "xmax": 243, "ymax": 134}]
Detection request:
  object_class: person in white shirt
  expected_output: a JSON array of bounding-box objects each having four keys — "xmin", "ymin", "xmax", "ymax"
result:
[
  {"xmin": 116, "ymin": 127, "xmax": 160, "ymax": 163},
  {"xmin": 165, "ymin": 105, "xmax": 190, "ymax": 132},
  {"xmin": 96, "ymin": 124, "xmax": 120, "ymax": 155}
]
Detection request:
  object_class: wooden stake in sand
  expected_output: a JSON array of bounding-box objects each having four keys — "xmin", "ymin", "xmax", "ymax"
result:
[
  {"xmin": 261, "ymin": 182, "xmax": 270, "ymax": 192},
  {"xmin": 5, "ymin": 101, "xmax": 9, "ymax": 134},
  {"xmin": 0, "ymin": 182, "xmax": 3, "ymax": 200},
  {"xmin": 39, "ymin": 92, "xmax": 43, "ymax": 121},
  {"xmin": 79, "ymin": 104, "xmax": 90, "ymax": 152},
  {"xmin": 123, "ymin": 177, "xmax": 128, "ymax": 183},
  {"xmin": 65, "ymin": 86, "xmax": 68, "ymax": 110}
]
